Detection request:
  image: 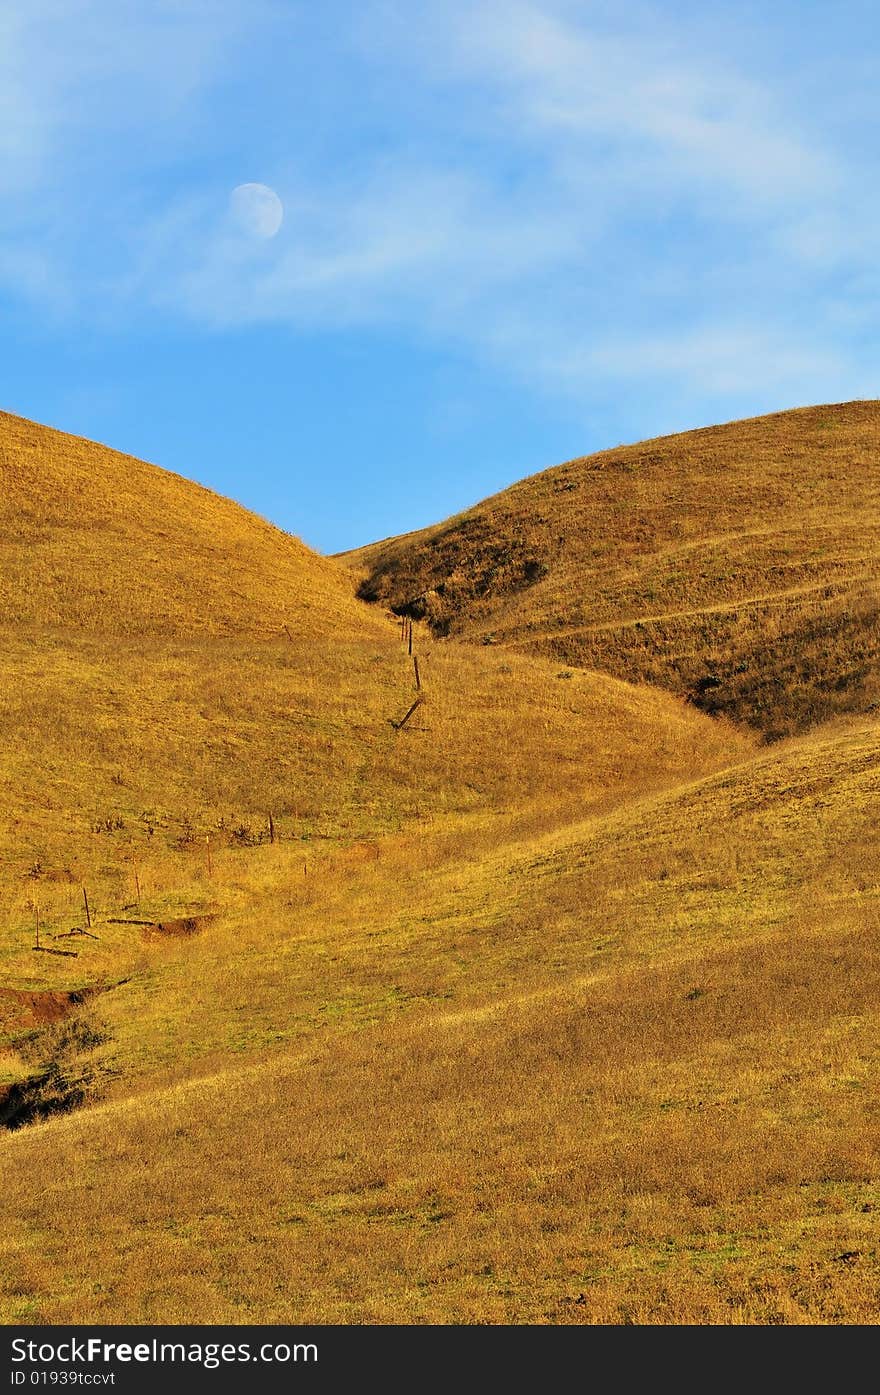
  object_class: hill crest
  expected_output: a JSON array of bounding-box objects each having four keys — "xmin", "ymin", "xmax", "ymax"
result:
[
  {"xmin": 344, "ymin": 400, "xmax": 880, "ymax": 738},
  {"xmin": 0, "ymin": 409, "xmax": 381, "ymax": 641}
]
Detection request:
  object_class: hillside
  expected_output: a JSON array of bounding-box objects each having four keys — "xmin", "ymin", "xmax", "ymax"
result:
[
  {"xmin": 344, "ymin": 401, "xmax": 880, "ymax": 739},
  {"xmin": 3, "ymin": 711, "xmax": 880, "ymax": 1322},
  {"xmin": 0, "ymin": 412, "xmax": 749, "ymax": 1106},
  {"xmin": 3, "ymin": 405, "xmax": 880, "ymax": 1327},
  {"xmin": 0, "ymin": 409, "xmax": 377, "ymax": 640},
  {"xmin": 0, "ymin": 410, "xmax": 749, "ymax": 880}
]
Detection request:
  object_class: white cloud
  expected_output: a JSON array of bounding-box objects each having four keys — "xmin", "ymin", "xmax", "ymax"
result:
[
  {"xmin": 148, "ymin": 0, "xmax": 869, "ymax": 412},
  {"xmin": 0, "ymin": 2, "xmax": 242, "ymax": 172},
  {"xmin": 1, "ymin": 0, "xmax": 877, "ymax": 422},
  {"xmin": 0, "ymin": 0, "xmax": 259, "ymax": 305},
  {"xmin": 418, "ymin": 0, "xmax": 831, "ymax": 203},
  {"xmin": 583, "ymin": 325, "xmax": 851, "ymax": 397},
  {"xmin": 162, "ymin": 162, "xmax": 590, "ymax": 333}
]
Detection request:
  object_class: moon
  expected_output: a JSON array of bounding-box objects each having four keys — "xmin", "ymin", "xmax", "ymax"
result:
[{"xmin": 230, "ymin": 183, "xmax": 284, "ymax": 239}]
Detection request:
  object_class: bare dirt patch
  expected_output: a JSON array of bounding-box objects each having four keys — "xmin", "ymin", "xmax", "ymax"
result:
[
  {"xmin": 141, "ymin": 914, "xmax": 216, "ymax": 941},
  {"xmin": 105, "ymin": 913, "xmax": 217, "ymax": 941},
  {"xmin": 0, "ymin": 990, "xmax": 114, "ymax": 1130},
  {"xmin": 0, "ymin": 987, "xmax": 97, "ymax": 1034}
]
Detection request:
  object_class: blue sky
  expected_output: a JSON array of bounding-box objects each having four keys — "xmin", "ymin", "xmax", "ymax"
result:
[{"xmin": 2, "ymin": 1, "xmax": 877, "ymax": 552}]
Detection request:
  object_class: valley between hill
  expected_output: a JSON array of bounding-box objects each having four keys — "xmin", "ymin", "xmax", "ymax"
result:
[
  {"xmin": 345, "ymin": 401, "xmax": 880, "ymax": 741},
  {"xmin": 2, "ymin": 405, "xmax": 879, "ymax": 1324}
]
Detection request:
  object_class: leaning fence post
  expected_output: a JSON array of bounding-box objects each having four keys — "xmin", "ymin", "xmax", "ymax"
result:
[{"xmin": 392, "ymin": 696, "xmax": 424, "ymax": 730}]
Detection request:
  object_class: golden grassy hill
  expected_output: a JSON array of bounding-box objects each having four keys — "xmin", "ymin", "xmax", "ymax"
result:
[
  {"xmin": 0, "ymin": 634, "xmax": 748, "ymax": 994},
  {"xmin": 0, "ymin": 411, "xmax": 741, "ymax": 875},
  {"xmin": 0, "ymin": 409, "xmax": 379, "ymax": 639},
  {"xmin": 4, "ymin": 405, "xmax": 879, "ymax": 1328},
  {"xmin": 344, "ymin": 401, "xmax": 880, "ymax": 739},
  {"xmin": 2, "ymin": 711, "xmax": 879, "ymax": 1323},
  {"xmin": 0, "ymin": 413, "xmax": 749, "ymax": 1066}
]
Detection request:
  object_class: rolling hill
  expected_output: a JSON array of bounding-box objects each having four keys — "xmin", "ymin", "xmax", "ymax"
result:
[
  {"xmin": 0, "ymin": 408, "xmax": 380, "ymax": 641},
  {"xmin": 344, "ymin": 401, "xmax": 880, "ymax": 740},
  {"xmin": 3, "ymin": 404, "xmax": 880, "ymax": 1326},
  {"xmin": 3, "ymin": 709, "xmax": 880, "ymax": 1323},
  {"xmin": 0, "ymin": 411, "xmax": 747, "ymax": 1117},
  {"xmin": 0, "ymin": 411, "xmax": 735, "ymax": 840}
]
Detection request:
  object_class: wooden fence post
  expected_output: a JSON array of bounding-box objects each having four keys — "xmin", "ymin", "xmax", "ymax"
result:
[{"xmin": 393, "ymin": 696, "xmax": 423, "ymax": 730}]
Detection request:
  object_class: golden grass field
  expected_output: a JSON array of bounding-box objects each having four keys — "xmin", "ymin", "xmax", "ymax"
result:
[
  {"xmin": 2, "ymin": 406, "xmax": 879, "ymax": 1324},
  {"xmin": 346, "ymin": 400, "xmax": 880, "ymax": 740}
]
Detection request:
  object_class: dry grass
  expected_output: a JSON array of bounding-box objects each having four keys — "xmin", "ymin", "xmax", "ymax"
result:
[
  {"xmin": 2, "ymin": 713, "xmax": 880, "ymax": 1323},
  {"xmin": 0, "ymin": 632, "xmax": 745, "ymax": 990},
  {"xmin": 345, "ymin": 401, "xmax": 880, "ymax": 738},
  {"xmin": 1, "ymin": 714, "xmax": 880, "ymax": 1322},
  {"xmin": 0, "ymin": 409, "xmax": 379, "ymax": 641},
  {"xmin": 2, "ymin": 405, "xmax": 879, "ymax": 1325}
]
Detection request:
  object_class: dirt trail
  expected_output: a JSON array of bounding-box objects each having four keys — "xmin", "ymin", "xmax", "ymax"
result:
[{"xmin": 500, "ymin": 573, "xmax": 878, "ymax": 647}]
